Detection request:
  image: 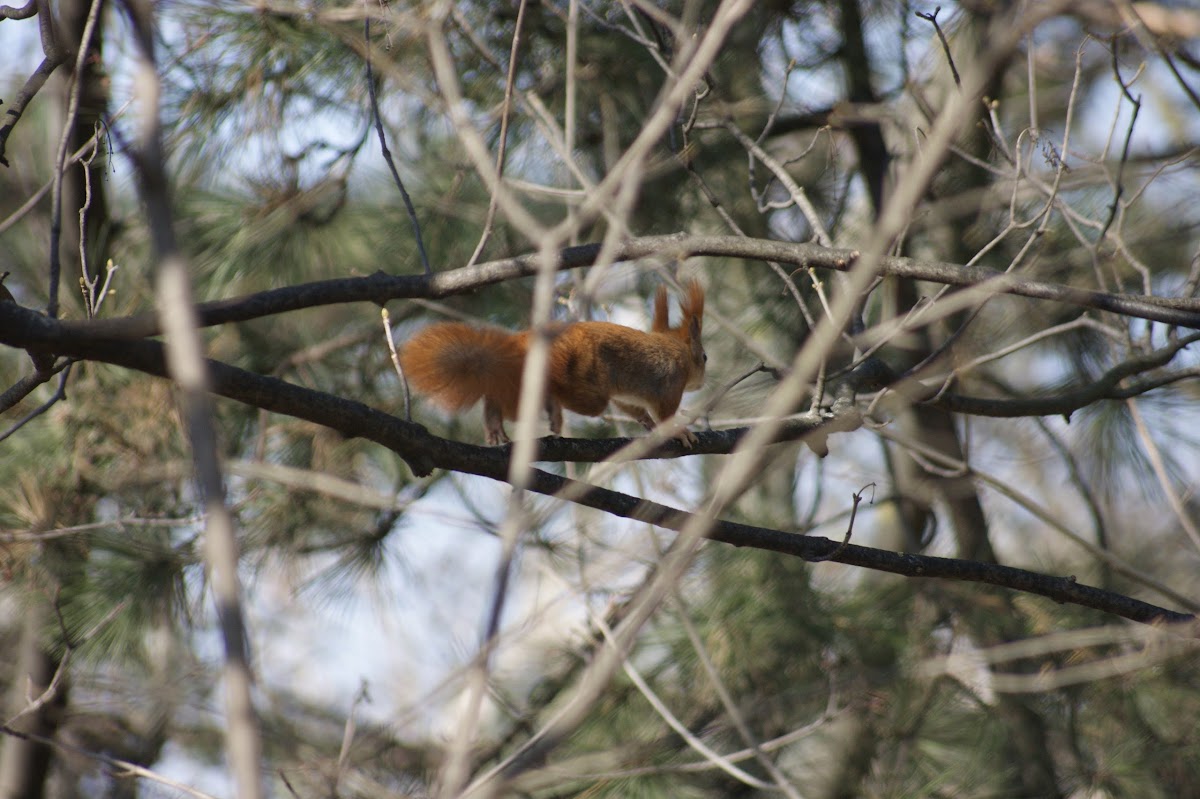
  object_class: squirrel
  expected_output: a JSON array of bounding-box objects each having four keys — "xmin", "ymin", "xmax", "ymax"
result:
[{"xmin": 399, "ymin": 281, "xmax": 706, "ymax": 447}]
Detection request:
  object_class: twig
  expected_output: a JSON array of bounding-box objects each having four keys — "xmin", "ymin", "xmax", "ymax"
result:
[
  {"xmin": 1099, "ymin": 36, "xmax": 1141, "ymax": 241},
  {"xmin": 672, "ymin": 593, "xmax": 805, "ymax": 798},
  {"xmin": 425, "ymin": 14, "xmax": 546, "ymax": 241},
  {"xmin": 46, "ymin": 0, "xmax": 104, "ymax": 318},
  {"xmin": 278, "ymin": 771, "xmax": 302, "ymax": 799},
  {"xmin": 0, "ymin": 0, "xmax": 68, "ymax": 168},
  {"xmin": 0, "ymin": 97, "xmax": 133, "ymax": 236},
  {"xmin": 1126, "ymin": 398, "xmax": 1200, "ymax": 555},
  {"xmin": 364, "ymin": 13, "xmax": 431, "ymax": 275},
  {"xmin": 880, "ymin": 426, "xmax": 1196, "ymax": 613},
  {"xmin": 1117, "ymin": 1, "xmax": 1200, "ymax": 113},
  {"xmin": 595, "ymin": 615, "xmax": 779, "ymax": 791},
  {"xmin": 0, "ymin": 722, "xmax": 221, "ymax": 799},
  {"xmin": 808, "ymin": 483, "xmax": 873, "ymax": 562},
  {"xmin": 1031, "ymin": 415, "xmax": 1111, "ymax": 587},
  {"xmin": 465, "ymin": 0, "xmax": 529, "ymax": 267},
  {"xmin": 927, "ymin": 330, "xmax": 1200, "ymax": 419},
  {"xmin": 76, "ymin": 129, "xmax": 117, "ymax": 317},
  {"xmin": 332, "ymin": 682, "xmax": 370, "ymax": 796},
  {"xmin": 380, "ymin": 307, "xmax": 411, "ymax": 420},
  {"xmin": 0, "ymin": 362, "xmax": 71, "ymax": 443},
  {"xmin": 7, "ymin": 595, "xmax": 124, "ymax": 741},
  {"xmin": 700, "ymin": 361, "xmax": 778, "ymax": 420},
  {"xmin": 916, "ymin": 7, "xmax": 961, "ymax": 88},
  {"xmin": 708, "ymin": 118, "xmax": 832, "ymax": 246}
]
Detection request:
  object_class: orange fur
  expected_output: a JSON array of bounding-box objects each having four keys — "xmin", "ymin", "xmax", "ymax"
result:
[
  {"xmin": 400, "ymin": 323, "xmax": 528, "ymax": 415},
  {"xmin": 651, "ymin": 285, "xmax": 670, "ymax": 332},
  {"xmin": 550, "ymin": 280, "xmax": 706, "ymax": 445},
  {"xmin": 399, "ymin": 282, "xmax": 706, "ymax": 446}
]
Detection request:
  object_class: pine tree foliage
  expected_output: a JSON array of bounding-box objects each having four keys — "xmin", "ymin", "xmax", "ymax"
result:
[{"xmin": 1, "ymin": 0, "xmax": 1199, "ymax": 797}]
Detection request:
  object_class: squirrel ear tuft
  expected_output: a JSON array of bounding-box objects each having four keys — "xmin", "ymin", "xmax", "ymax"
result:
[
  {"xmin": 653, "ymin": 285, "xmax": 671, "ymax": 332},
  {"xmin": 685, "ymin": 280, "xmax": 705, "ymax": 329}
]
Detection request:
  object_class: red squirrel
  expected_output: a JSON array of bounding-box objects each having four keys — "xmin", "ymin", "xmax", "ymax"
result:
[{"xmin": 399, "ymin": 281, "xmax": 706, "ymax": 446}]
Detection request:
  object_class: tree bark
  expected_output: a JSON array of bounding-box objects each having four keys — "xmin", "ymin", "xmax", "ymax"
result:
[{"xmin": 0, "ymin": 605, "xmax": 67, "ymax": 799}]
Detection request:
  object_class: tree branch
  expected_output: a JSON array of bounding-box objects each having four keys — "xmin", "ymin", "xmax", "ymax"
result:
[
  {"xmin": 0, "ymin": 0, "xmax": 68, "ymax": 167},
  {"xmin": 7, "ymin": 284, "xmax": 1193, "ymax": 428},
  {"xmin": 0, "ymin": 0, "xmax": 37, "ymax": 19},
  {"xmin": 0, "ymin": 304, "xmax": 1190, "ymax": 632},
  {"xmin": 30, "ymin": 234, "xmax": 1200, "ymax": 342},
  {"xmin": 926, "ymin": 331, "xmax": 1200, "ymax": 419}
]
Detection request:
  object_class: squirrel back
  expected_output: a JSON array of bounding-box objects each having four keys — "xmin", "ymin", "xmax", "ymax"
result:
[{"xmin": 551, "ymin": 280, "xmax": 705, "ymax": 442}]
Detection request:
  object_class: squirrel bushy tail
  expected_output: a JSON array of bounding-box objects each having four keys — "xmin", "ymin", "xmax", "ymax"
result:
[{"xmin": 399, "ymin": 323, "xmax": 526, "ymax": 419}]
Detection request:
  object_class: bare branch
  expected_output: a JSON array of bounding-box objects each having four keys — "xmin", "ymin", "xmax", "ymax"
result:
[
  {"xmin": 364, "ymin": 15, "xmax": 431, "ymax": 276},
  {"xmin": 0, "ymin": 0, "xmax": 38, "ymax": 19},
  {"xmin": 13, "ymin": 234, "xmax": 1200, "ymax": 344},
  {"xmin": 0, "ymin": 362, "xmax": 71, "ymax": 442},
  {"xmin": 916, "ymin": 6, "xmax": 961, "ymax": 88},
  {"xmin": 0, "ymin": 0, "xmax": 68, "ymax": 168},
  {"xmin": 0, "ymin": 723, "xmax": 221, "ymax": 799},
  {"xmin": 46, "ymin": 0, "xmax": 105, "ymax": 318},
  {"xmin": 0, "ymin": 315, "xmax": 1187, "ymax": 631},
  {"xmin": 124, "ymin": 0, "xmax": 263, "ymax": 795}
]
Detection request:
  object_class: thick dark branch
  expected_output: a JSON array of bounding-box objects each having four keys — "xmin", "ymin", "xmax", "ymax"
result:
[
  {"xmin": 3, "ymin": 290, "xmax": 1195, "ymax": 432},
  {"xmin": 0, "ymin": 0, "xmax": 37, "ymax": 18},
  {"xmin": 928, "ymin": 331, "xmax": 1200, "ymax": 419},
  {"xmin": 0, "ymin": 362, "xmax": 69, "ymax": 442},
  {"xmin": 0, "ymin": 369, "xmax": 55, "ymax": 414},
  {"xmin": 41, "ymin": 234, "xmax": 1200, "ymax": 341},
  {"xmin": 0, "ymin": 55, "xmax": 68, "ymax": 169},
  {"xmin": 0, "ymin": 0, "xmax": 68, "ymax": 167},
  {"xmin": 41, "ymin": 242, "xmax": 614, "ymax": 339},
  {"xmin": 567, "ymin": 475, "xmax": 1194, "ymax": 630},
  {"xmin": 0, "ymin": 303, "xmax": 1191, "ymax": 631},
  {"xmin": 0, "ymin": 302, "xmax": 852, "ymax": 468}
]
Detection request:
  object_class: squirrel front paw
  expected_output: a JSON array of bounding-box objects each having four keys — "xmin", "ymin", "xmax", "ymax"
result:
[{"xmin": 676, "ymin": 428, "xmax": 698, "ymax": 448}]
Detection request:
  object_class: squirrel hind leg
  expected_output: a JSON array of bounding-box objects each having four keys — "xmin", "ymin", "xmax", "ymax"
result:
[
  {"xmin": 546, "ymin": 397, "xmax": 564, "ymax": 437},
  {"xmin": 483, "ymin": 398, "xmax": 511, "ymax": 446},
  {"xmin": 615, "ymin": 400, "xmax": 656, "ymax": 431}
]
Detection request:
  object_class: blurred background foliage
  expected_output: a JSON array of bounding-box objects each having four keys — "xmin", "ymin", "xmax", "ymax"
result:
[{"xmin": 2, "ymin": 0, "xmax": 1200, "ymax": 797}]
